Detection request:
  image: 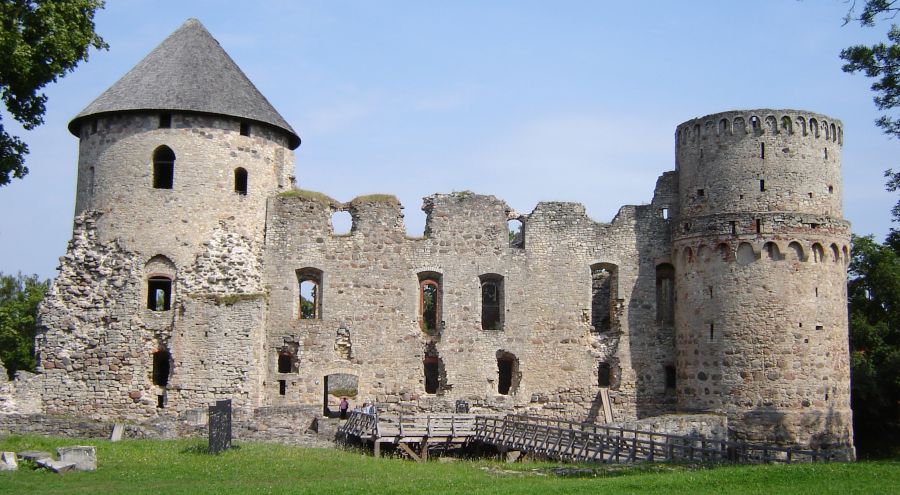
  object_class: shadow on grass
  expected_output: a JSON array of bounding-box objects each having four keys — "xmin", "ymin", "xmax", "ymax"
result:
[{"xmin": 179, "ymin": 443, "xmax": 242, "ymax": 455}]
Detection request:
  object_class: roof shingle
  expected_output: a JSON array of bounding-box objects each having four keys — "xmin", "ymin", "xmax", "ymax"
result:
[{"xmin": 69, "ymin": 19, "xmax": 300, "ymax": 149}]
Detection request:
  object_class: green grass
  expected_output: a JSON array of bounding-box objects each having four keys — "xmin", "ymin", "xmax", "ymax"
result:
[
  {"xmin": 0, "ymin": 435, "xmax": 897, "ymax": 494},
  {"xmin": 276, "ymin": 188, "xmax": 340, "ymax": 207},
  {"xmin": 349, "ymin": 194, "xmax": 400, "ymax": 205}
]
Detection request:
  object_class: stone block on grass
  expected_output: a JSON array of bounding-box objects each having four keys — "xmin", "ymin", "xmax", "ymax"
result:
[{"xmin": 57, "ymin": 445, "xmax": 97, "ymax": 471}]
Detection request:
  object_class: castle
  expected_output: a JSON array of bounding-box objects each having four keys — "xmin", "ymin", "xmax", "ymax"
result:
[{"xmin": 7, "ymin": 19, "xmax": 855, "ymax": 454}]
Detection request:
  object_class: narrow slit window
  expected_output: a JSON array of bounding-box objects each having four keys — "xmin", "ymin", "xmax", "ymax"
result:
[
  {"xmin": 152, "ymin": 349, "xmax": 171, "ymax": 387},
  {"xmin": 152, "ymin": 146, "xmax": 175, "ymax": 189},
  {"xmin": 159, "ymin": 113, "xmax": 172, "ymax": 128},
  {"xmin": 496, "ymin": 351, "xmax": 519, "ymax": 395},
  {"xmin": 709, "ymin": 323, "xmax": 715, "ymax": 341},
  {"xmin": 661, "ymin": 207, "xmax": 669, "ymax": 220},
  {"xmin": 655, "ymin": 264, "xmax": 674, "ymax": 325},
  {"xmin": 418, "ymin": 272, "xmax": 442, "ymax": 334},
  {"xmin": 598, "ymin": 362, "xmax": 611, "ymax": 388},
  {"xmin": 755, "ymin": 219, "xmax": 761, "ymax": 234},
  {"xmin": 278, "ymin": 379, "xmax": 286, "ymax": 396},
  {"xmin": 234, "ymin": 167, "xmax": 248, "ymax": 195},
  {"xmin": 424, "ymin": 356, "xmax": 439, "ymax": 394},
  {"xmin": 591, "ymin": 264, "xmax": 617, "ymax": 332},
  {"xmin": 759, "ymin": 179, "xmax": 766, "ymax": 192},
  {"xmin": 730, "ymin": 221, "xmax": 737, "ymax": 235},
  {"xmin": 760, "ymin": 142, "xmax": 765, "ymax": 159},
  {"xmin": 665, "ymin": 365, "xmax": 676, "ymax": 390},
  {"xmin": 480, "ymin": 274, "xmax": 503, "ymax": 330}
]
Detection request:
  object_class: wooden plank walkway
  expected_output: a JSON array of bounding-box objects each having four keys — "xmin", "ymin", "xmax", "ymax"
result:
[
  {"xmin": 339, "ymin": 411, "xmax": 840, "ymax": 464},
  {"xmin": 338, "ymin": 411, "xmax": 479, "ymax": 460},
  {"xmin": 474, "ymin": 415, "xmax": 840, "ymax": 464}
]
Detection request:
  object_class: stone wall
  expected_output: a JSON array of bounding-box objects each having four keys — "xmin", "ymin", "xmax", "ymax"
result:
[{"xmin": 262, "ymin": 183, "xmax": 675, "ymax": 423}]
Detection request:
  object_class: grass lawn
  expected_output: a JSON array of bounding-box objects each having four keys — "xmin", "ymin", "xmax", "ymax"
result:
[{"xmin": 0, "ymin": 435, "xmax": 897, "ymax": 494}]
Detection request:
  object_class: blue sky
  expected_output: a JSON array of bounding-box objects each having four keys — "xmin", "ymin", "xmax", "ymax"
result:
[{"xmin": 0, "ymin": 0, "xmax": 896, "ymax": 280}]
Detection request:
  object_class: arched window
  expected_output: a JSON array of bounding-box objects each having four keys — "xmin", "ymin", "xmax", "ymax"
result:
[
  {"xmin": 590, "ymin": 263, "xmax": 617, "ymax": 332},
  {"xmin": 418, "ymin": 272, "xmax": 442, "ymax": 334},
  {"xmin": 656, "ymin": 263, "xmax": 675, "ymax": 325},
  {"xmin": 297, "ymin": 268, "xmax": 323, "ymax": 319},
  {"xmin": 234, "ymin": 167, "xmax": 248, "ymax": 195},
  {"xmin": 152, "ymin": 146, "xmax": 175, "ymax": 189},
  {"xmin": 480, "ymin": 274, "xmax": 503, "ymax": 330}
]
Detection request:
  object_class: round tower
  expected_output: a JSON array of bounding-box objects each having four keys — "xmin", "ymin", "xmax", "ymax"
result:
[
  {"xmin": 672, "ymin": 110, "xmax": 853, "ymax": 456},
  {"xmin": 68, "ymin": 18, "xmax": 299, "ymax": 260},
  {"xmin": 44, "ymin": 19, "xmax": 300, "ymax": 417}
]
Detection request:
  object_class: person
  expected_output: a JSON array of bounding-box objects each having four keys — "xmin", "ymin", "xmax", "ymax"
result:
[{"xmin": 339, "ymin": 397, "xmax": 349, "ymax": 420}]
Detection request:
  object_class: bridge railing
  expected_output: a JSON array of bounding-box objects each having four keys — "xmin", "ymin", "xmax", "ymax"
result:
[{"xmin": 474, "ymin": 414, "xmax": 839, "ymax": 464}]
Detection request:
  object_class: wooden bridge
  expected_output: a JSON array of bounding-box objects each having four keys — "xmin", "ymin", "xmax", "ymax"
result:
[
  {"xmin": 338, "ymin": 412, "xmax": 838, "ymax": 464},
  {"xmin": 338, "ymin": 411, "xmax": 478, "ymax": 460}
]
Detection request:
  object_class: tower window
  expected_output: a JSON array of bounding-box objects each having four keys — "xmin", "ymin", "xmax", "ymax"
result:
[
  {"xmin": 234, "ymin": 167, "xmax": 248, "ymax": 195},
  {"xmin": 159, "ymin": 113, "xmax": 171, "ymax": 128},
  {"xmin": 278, "ymin": 350, "xmax": 293, "ymax": 373},
  {"xmin": 147, "ymin": 277, "xmax": 172, "ymax": 311},
  {"xmin": 278, "ymin": 380, "xmax": 286, "ymax": 396},
  {"xmin": 424, "ymin": 356, "xmax": 440, "ymax": 394},
  {"xmin": 240, "ymin": 122, "xmax": 250, "ymax": 136},
  {"xmin": 759, "ymin": 179, "xmax": 766, "ymax": 192},
  {"xmin": 152, "ymin": 146, "xmax": 175, "ymax": 189}
]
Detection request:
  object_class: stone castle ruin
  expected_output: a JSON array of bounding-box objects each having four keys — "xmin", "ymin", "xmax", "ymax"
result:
[{"xmin": 1, "ymin": 19, "xmax": 854, "ymax": 456}]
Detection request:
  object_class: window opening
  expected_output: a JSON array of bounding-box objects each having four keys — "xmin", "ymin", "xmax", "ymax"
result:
[
  {"xmin": 418, "ymin": 272, "xmax": 442, "ymax": 334},
  {"xmin": 297, "ymin": 268, "xmax": 323, "ymax": 319},
  {"xmin": 147, "ymin": 277, "xmax": 172, "ymax": 311},
  {"xmin": 828, "ymin": 185, "xmax": 834, "ymax": 194},
  {"xmin": 508, "ymin": 219, "xmax": 524, "ymax": 248},
  {"xmin": 656, "ymin": 264, "xmax": 675, "ymax": 325},
  {"xmin": 234, "ymin": 168, "xmax": 248, "ymax": 195},
  {"xmin": 661, "ymin": 207, "xmax": 669, "ymax": 220},
  {"xmin": 424, "ymin": 356, "xmax": 440, "ymax": 394},
  {"xmin": 90, "ymin": 119, "xmax": 97, "ymax": 134},
  {"xmin": 730, "ymin": 221, "xmax": 737, "ymax": 235},
  {"xmin": 755, "ymin": 219, "xmax": 761, "ymax": 234},
  {"xmin": 759, "ymin": 179, "xmax": 765, "ymax": 192},
  {"xmin": 697, "ymin": 188, "xmax": 705, "ymax": 197},
  {"xmin": 816, "ymin": 325, "xmax": 824, "ymax": 331},
  {"xmin": 709, "ymin": 323, "xmax": 715, "ymax": 341},
  {"xmin": 496, "ymin": 351, "xmax": 519, "ymax": 395},
  {"xmin": 824, "ymin": 148, "xmax": 828, "ymax": 159},
  {"xmin": 760, "ymin": 142, "xmax": 765, "ymax": 159},
  {"xmin": 157, "ymin": 394, "xmax": 165, "ymax": 408},
  {"xmin": 152, "ymin": 146, "xmax": 175, "ymax": 189},
  {"xmin": 278, "ymin": 380, "xmax": 286, "ymax": 396},
  {"xmin": 159, "ymin": 113, "xmax": 171, "ymax": 128},
  {"xmin": 152, "ymin": 349, "xmax": 171, "ymax": 387},
  {"xmin": 665, "ymin": 365, "xmax": 676, "ymax": 390},
  {"xmin": 332, "ymin": 211, "xmax": 352, "ymax": 235},
  {"xmin": 240, "ymin": 122, "xmax": 250, "ymax": 136},
  {"xmin": 480, "ymin": 274, "xmax": 503, "ymax": 330},
  {"xmin": 278, "ymin": 351, "xmax": 293, "ymax": 373},
  {"xmin": 591, "ymin": 263, "xmax": 617, "ymax": 332},
  {"xmin": 598, "ymin": 362, "xmax": 611, "ymax": 387}
]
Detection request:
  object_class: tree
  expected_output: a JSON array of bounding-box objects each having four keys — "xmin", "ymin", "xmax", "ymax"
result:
[
  {"xmin": 0, "ymin": 0, "xmax": 106, "ymax": 186},
  {"xmin": 841, "ymin": 1, "xmax": 900, "ymax": 139},
  {"xmin": 0, "ymin": 272, "xmax": 49, "ymax": 379}
]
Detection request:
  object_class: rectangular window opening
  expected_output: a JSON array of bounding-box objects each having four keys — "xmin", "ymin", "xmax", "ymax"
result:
[
  {"xmin": 278, "ymin": 379, "xmax": 286, "ymax": 396},
  {"xmin": 697, "ymin": 188, "xmax": 705, "ymax": 197},
  {"xmin": 709, "ymin": 323, "xmax": 715, "ymax": 341},
  {"xmin": 755, "ymin": 219, "xmax": 761, "ymax": 234},
  {"xmin": 661, "ymin": 207, "xmax": 669, "ymax": 220},
  {"xmin": 159, "ymin": 113, "xmax": 172, "ymax": 128},
  {"xmin": 760, "ymin": 142, "xmax": 765, "ymax": 159},
  {"xmin": 157, "ymin": 394, "xmax": 165, "ymax": 408},
  {"xmin": 815, "ymin": 325, "xmax": 824, "ymax": 331},
  {"xmin": 759, "ymin": 179, "xmax": 766, "ymax": 192},
  {"xmin": 665, "ymin": 366, "xmax": 676, "ymax": 390},
  {"xmin": 147, "ymin": 278, "xmax": 172, "ymax": 311},
  {"xmin": 240, "ymin": 122, "xmax": 250, "ymax": 136},
  {"xmin": 730, "ymin": 221, "xmax": 737, "ymax": 235}
]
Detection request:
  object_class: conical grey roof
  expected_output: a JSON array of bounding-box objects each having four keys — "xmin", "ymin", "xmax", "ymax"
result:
[{"xmin": 69, "ymin": 19, "xmax": 300, "ymax": 149}]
